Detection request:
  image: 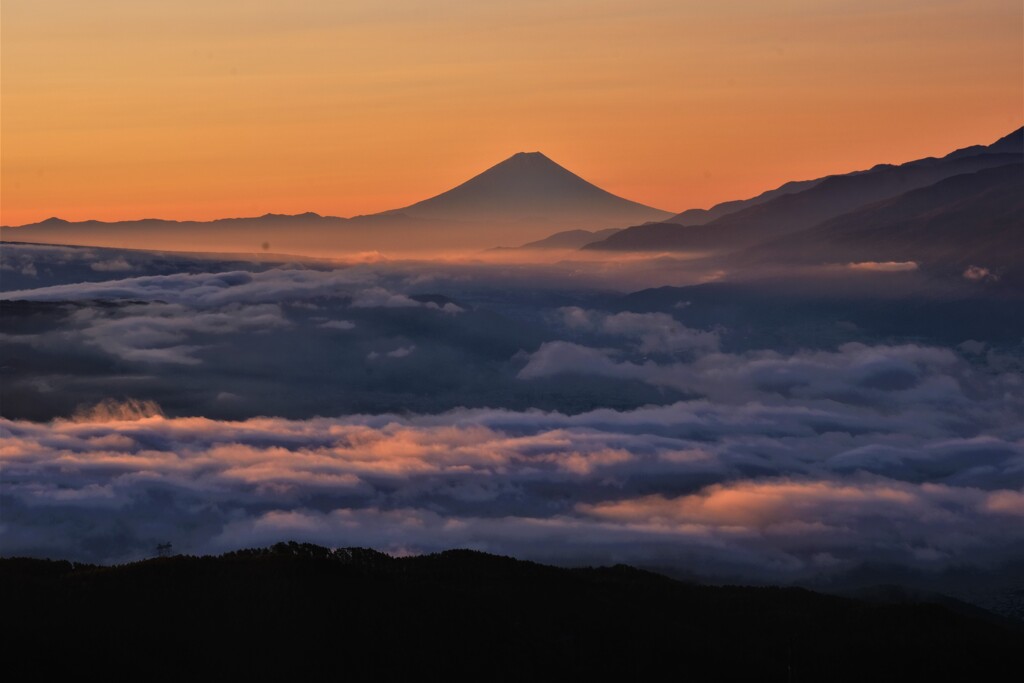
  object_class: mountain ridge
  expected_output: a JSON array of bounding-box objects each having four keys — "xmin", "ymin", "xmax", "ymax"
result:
[
  {"xmin": 2, "ymin": 152, "xmax": 672, "ymax": 252},
  {"xmin": 583, "ymin": 127, "xmax": 1022, "ymax": 254},
  {"xmin": 732, "ymin": 162, "xmax": 1024, "ymax": 280},
  {"xmin": 663, "ymin": 126, "xmax": 1023, "ymax": 228},
  {"xmin": 3, "ymin": 542, "xmax": 1019, "ymax": 679}
]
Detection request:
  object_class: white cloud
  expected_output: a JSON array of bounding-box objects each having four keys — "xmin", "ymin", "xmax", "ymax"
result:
[
  {"xmin": 319, "ymin": 320, "xmax": 356, "ymax": 330},
  {"xmin": 368, "ymin": 345, "xmax": 417, "ymax": 360},
  {"xmin": 557, "ymin": 307, "xmax": 719, "ymax": 353},
  {"xmin": 91, "ymin": 257, "xmax": 133, "ymax": 272},
  {"xmin": 517, "ymin": 340, "xmax": 988, "ymax": 413},
  {"xmin": 2, "ymin": 267, "xmax": 465, "ymax": 315},
  {"xmin": 65, "ymin": 302, "xmax": 290, "ymax": 364}
]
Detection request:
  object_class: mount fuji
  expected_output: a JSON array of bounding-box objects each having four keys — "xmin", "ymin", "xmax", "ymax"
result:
[{"xmin": 2, "ymin": 153, "xmax": 672, "ymax": 255}]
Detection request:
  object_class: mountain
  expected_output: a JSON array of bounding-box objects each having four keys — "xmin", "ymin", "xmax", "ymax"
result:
[
  {"xmin": 494, "ymin": 227, "xmax": 624, "ymax": 250},
  {"xmin": 1, "ymin": 153, "xmax": 671, "ymax": 255},
  {"xmin": 3, "ymin": 543, "xmax": 1020, "ymax": 679},
  {"xmin": 584, "ymin": 127, "xmax": 1022, "ymax": 253},
  {"xmin": 670, "ymin": 126, "xmax": 1024, "ymax": 227},
  {"xmin": 377, "ymin": 151, "xmax": 672, "ymax": 228},
  {"xmin": 735, "ymin": 162, "xmax": 1024, "ymax": 281},
  {"xmin": 0, "ymin": 212, "xmax": 361, "ymax": 256},
  {"xmin": 671, "ymin": 177, "xmax": 824, "ymax": 226}
]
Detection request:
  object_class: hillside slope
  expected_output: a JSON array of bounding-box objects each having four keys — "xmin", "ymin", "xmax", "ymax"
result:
[{"xmin": 2, "ymin": 543, "xmax": 1019, "ymax": 680}]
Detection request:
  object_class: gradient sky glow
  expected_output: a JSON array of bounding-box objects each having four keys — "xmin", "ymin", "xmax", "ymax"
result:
[{"xmin": 2, "ymin": 0, "xmax": 1022, "ymax": 224}]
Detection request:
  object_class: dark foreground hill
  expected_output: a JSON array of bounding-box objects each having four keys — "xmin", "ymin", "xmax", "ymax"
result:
[{"xmin": 2, "ymin": 543, "xmax": 1019, "ymax": 680}]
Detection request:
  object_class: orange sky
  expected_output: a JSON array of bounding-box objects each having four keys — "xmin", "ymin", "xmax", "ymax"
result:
[{"xmin": 2, "ymin": 0, "xmax": 1021, "ymax": 225}]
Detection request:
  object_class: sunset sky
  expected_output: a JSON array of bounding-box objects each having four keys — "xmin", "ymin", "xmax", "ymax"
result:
[{"xmin": 2, "ymin": 0, "xmax": 1021, "ymax": 225}]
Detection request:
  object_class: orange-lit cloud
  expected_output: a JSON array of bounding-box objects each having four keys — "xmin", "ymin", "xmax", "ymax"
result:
[
  {"xmin": 846, "ymin": 261, "xmax": 918, "ymax": 272},
  {"xmin": 578, "ymin": 481, "xmax": 920, "ymax": 530},
  {"xmin": 3, "ymin": 398, "xmax": 1023, "ymax": 571},
  {"xmin": 2, "ymin": 0, "xmax": 1021, "ymax": 225}
]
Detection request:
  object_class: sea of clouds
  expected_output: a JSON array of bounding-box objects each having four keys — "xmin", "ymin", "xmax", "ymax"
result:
[{"xmin": 1, "ymin": 250, "xmax": 1022, "ymax": 595}]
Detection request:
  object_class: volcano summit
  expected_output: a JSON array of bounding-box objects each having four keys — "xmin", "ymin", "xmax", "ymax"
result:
[{"xmin": 380, "ymin": 151, "xmax": 672, "ymax": 228}]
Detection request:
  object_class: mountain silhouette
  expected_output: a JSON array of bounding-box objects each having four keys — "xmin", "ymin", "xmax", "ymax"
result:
[
  {"xmin": 492, "ymin": 227, "xmax": 624, "ymax": 250},
  {"xmin": 665, "ymin": 128, "xmax": 1022, "ymax": 228},
  {"xmin": 1, "ymin": 152, "xmax": 670, "ymax": 253},
  {"xmin": 378, "ymin": 151, "xmax": 672, "ymax": 228},
  {"xmin": 3, "ymin": 542, "xmax": 1019, "ymax": 679},
  {"xmin": 669, "ymin": 177, "xmax": 825, "ymax": 226},
  {"xmin": 735, "ymin": 162, "xmax": 1024, "ymax": 282},
  {"xmin": 585, "ymin": 127, "xmax": 1022, "ymax": 254}
]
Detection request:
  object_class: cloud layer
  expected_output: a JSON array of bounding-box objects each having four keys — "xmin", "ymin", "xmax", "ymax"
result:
[
  {"xmin": 3, "ymin": 363, "xmax": 1022, "ymax": 578},
  {"xmin": 2, "ymin": 245, "xmax": 1023, "ymax": 612}
]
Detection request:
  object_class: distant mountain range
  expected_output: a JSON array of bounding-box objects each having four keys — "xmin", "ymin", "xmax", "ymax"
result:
[
  {"xmin": 580, "ymin": 127, "xmax": 1023, "ymax": 282},
  {"xmin": 1, "ymin": 153, "xmax": 670, "ymax": 254},
  {"xmin": 737, "ymin": 162, "xmax": 1023, "ymax": 276},
  {"xmin": 4, "ymin": 129, "xmax": 1020, "ymax": 271},
  {"xmin": 493, "ymin": 227, "xmax": 623, "ymax": 251},
  {"xmin": 666, "ymin": 127, "xmax": 1022, "ymax": 229}
]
